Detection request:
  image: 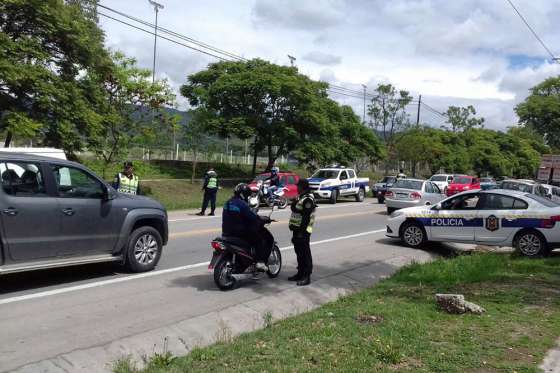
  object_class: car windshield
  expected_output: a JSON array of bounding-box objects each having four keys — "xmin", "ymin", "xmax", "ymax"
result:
[
  {"xmin": 312, "ymin": 170, "xmax": 339, "ymax": 179},
  {"xmin": 430, "ymin": 175, "xmax": 447, "ymax": 182},
  {"xmin": 526, "ymin": 194, "xmax": 560, "ymax": 207},
  {"xmin": 454, "ymin": 177, "xmax": 472, "ymax": 184},
  {"xmin": 392, "ymin": 180, "xmax": 423, "ymax": 190},
  {"xmin": 381, "ymin": 176, "xmax": 396, "ymax": 183}
]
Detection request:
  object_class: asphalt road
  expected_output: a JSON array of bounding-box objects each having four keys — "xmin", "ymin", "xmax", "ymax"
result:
[{"xmin": 0, "ymin": 198, "xmax": 443, "ymax": 372}]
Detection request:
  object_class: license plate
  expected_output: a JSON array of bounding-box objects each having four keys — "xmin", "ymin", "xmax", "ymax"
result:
[{"xmin": 396, "ymin": 193, "xmax": 408, "ymax": 200}]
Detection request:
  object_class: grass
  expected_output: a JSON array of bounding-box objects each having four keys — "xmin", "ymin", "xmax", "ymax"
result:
[
  {"xmin": 141, "ymin": 180, "xmax": 233, "ymax": 211},
  {"xmin": 113, "ymin": 253, "xmax": 560, "ymax": 372}
]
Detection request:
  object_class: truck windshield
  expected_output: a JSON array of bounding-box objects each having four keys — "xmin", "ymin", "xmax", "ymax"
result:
[
  {"xmin": 312, "ymin": 170, "xmax": 339, "ymax": 179},
  {"xmin": 393, "ymin": 180, "xmax": 423, "ymax": 190}
]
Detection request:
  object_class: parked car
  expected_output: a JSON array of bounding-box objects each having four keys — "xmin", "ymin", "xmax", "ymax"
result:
[
  {"xmin": 429, "ymin": 174, "xmax": 454, "ymax": 194},
  {"xmin": 372, "ymin": 176, "xmax": 397, "ymax": 203},
  {"xmin": 500, "ymin": 179, "xmax": 549, "ymax": 198},
  {"xmin": 0, "ymin": 152, "xmax": 168, "ymax": 275},
  {"xmin": 446, "ymin": 175, "xmax": 481, "ymax": 196},
  {"xmin": 384, "ymin": 178, "xmax": 445, "ymax": 214},
  {"xmin": 480, "ymin": 177, "xmax": 497, "ymax": 190},
  {"xmin": 386, "ymin": 189, "xmax": 560, "ymax": 257},
  {"xmin": 248, "ymin": 171, "xmax": 300, "ymax": 200},
  {"xmin": 308, "ymin": 166, "xmax": 369, "ymax": 204}
]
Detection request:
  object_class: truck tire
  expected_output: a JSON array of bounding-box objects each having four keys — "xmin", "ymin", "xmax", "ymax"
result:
[
  {"xmin": 330, "ymin": 189, "xmax": 338, "ymax": 204},
  {"xmin": 125, "ymin": 226, "xmax": 163, "ymax": 273},
  {"xmin": 355, "ymin": 187, "xmax": 365, "ymax": 202}
]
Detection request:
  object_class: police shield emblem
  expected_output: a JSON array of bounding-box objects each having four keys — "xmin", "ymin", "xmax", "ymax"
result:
[{"xmin": 486, "ymin": 215, "xmax": 499, "ymax": 232}]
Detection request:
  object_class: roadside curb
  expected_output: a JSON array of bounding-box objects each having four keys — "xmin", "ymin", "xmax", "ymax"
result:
[{"xmin": 10, "ymin": 253, "xmax": 432, "ymax": 373}]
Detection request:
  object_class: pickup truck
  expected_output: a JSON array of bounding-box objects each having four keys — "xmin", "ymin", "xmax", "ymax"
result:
[{"xmin": 308, "ymin": 167, "xmax": 369, "ymax": 204}]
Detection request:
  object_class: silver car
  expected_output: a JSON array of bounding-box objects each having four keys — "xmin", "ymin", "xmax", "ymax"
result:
[{"xmin": 385, "ymin": 178, "xmax": 445, "ymax": 214}]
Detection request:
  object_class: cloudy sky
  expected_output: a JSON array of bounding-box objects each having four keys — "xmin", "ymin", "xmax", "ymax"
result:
[{"xmin": 97, "ymin": 0, "xmax": 560, "ymax": 130}]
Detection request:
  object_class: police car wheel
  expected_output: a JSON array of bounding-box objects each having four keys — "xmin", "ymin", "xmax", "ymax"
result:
[
  {"xmin": 355, "ymin": 188, "xmax": 365, "ymax": 202},
  {"xmin": 330, "ymin": 190, "xmax": 338, "ymax": 204},
  {"xmin": 125, "ymin": 226, "xmax": 162, "ymax": 272},
  {"xmin": 515, "ymin": 231, "xmax": 548, "ymax": 257},
  {"xmin": 401, "ymin": 222, "xmax": 426, "ymax": 248}
]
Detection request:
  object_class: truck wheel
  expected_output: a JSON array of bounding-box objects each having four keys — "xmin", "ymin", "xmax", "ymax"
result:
[
  {"xmin": 125, "ymin": 226, "xmax": 163, "ymax": 272},
  {"xmin": 355, "ymin": 188, "xmax": 365, "ymax": 202},
  {"xmin": 330, "ymin": 189, "xmax": 338, "ymax": 204},
  {"xmin": 514, "ymin": 230, "xmax": 549, "ymax": 257}
]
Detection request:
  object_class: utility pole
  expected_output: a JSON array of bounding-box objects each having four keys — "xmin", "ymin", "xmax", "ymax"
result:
[
  {"xmin": 148, "ymin": 0, "xmax": 164, "ymax": 83},
  {"xmin": 361, "ymin": 84, "xmax": 367, "ymax": 124},
  {"xmin": 416, "ymin": 94, "xmax": 422, "ymax": 127},
  {"xmin": 287, "ymin": 55, "xmax": 296, "ymax": 67}
]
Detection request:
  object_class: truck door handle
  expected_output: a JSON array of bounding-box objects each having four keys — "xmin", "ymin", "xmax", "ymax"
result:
[
  {"xmin": 61, "ymin": 208, "xmax": 75, "ymax": 216},
  {"xmin": 2, "ymin": 208, "xmax": 18, "ymax": 216}
]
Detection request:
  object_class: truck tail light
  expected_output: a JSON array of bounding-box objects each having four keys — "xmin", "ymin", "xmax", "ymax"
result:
[
  {"xmin": 385, "ymin": 191, "xmax": 394, "ymax": 198},
  {"xmin": 211, "ymin": 241, "xmax": 223, "ymax": 251},
  {"xmin": 410, "ymin": 192, "xmax": 421, "ymax": 200},
  {"xmin": 541, "ymin": 215, "xmax": 560, "ymax": 228}
]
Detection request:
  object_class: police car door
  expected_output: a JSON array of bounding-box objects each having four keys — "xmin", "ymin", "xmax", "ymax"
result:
[
  {"xmin": 429, "ymin": 192, "xmax": 481, "ymax": 242},
  {"xmin": 475, "ymin": 193, "xmax": 527, "ymax": 243},
  {"xmin": 339, "ymin": 170, "xmax": 350, "ymax": 195}
]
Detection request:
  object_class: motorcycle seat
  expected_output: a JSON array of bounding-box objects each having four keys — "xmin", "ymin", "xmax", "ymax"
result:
[{"xmin": 220, "ymin": 236, "xmax": 251, "ymax": 248}]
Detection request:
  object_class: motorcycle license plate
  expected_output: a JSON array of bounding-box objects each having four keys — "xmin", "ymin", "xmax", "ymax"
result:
[{"xmin": 208, "ymin": 253, "xmax": 220, "ymax": 271}]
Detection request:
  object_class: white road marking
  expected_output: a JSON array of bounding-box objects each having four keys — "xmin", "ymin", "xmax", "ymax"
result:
[
  {"xmin": 168, "ymin": 201, "xmax": 380, "ymax": 222},
  {"xmin": 0, "ymin": 229, "xmax": 386, "ymax": 306}
]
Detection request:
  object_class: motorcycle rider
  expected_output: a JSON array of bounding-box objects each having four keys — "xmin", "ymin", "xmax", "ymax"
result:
[
  {"xmin": 265, "ymin": 166, "xmax": 281, "ymax": 198},
  {"xmin": 222, "ymin": 183, "xmax": 271, "ymax": 271},
  {"xmin": 288, "ymin": 178, "xmax": 316, "ymax": 286}
]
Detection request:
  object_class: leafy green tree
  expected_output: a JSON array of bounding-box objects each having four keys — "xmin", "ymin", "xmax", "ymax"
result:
[
  {"xmin": 86, "ymin": 52, "xmax": 174, "ymax": 177},
  {"xmin": 181, "ymin": 59, "xmax": 330, "ymax": 174},
  {"xmin": 183, "ymin": 108, "xmax": 215, "ymax": 183},
  {"xmin": 515, "ymin": 76, "xmax": 560, "ymax": 150},
  {"xmin": 395, "ymin": 127, "xmax": 449, "ymax": 177},
  {"xmin": 367, "ymin": 84, "xmax": 413, "ymax": 173},
  {"xmin": 444, "ymin": 105, "xmax": 484, "ymax": 132},
  {"xmin": 0, "ymin": 0, "xmax": 112, "ymax": 152}
]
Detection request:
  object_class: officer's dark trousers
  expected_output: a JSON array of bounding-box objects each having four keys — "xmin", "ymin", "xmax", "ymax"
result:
[
  {"xmin": 201, "ymin": 188, "xmax": 217, "ymax": 213},
  {"xmin": 292, "ymin": 231, "xmax": 312, "ymax": 277}
]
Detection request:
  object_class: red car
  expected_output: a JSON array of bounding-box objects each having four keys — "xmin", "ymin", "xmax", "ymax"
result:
[
  {"xmin": 446, "ymin": 175, "xmax": 481, "ymax": 196},
  {"xmin": 248, "ymin": 171, "xmax": 300, "ymax": 199}
]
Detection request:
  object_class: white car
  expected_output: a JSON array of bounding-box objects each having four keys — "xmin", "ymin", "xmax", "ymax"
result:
[
  {"xmin": 308, "ymin": 167, "xmax": 369, "ymax": 204},
  {"xmin": 386, "ymin": 189, "xmax": 560, "ymax": 257},
  {"xmin": 429, "ymin": 174, "xmax": 454, "ymax": 194},
  {"xmin": 385, "ymin": 178, "xmax": 445, "ymax": 214}
]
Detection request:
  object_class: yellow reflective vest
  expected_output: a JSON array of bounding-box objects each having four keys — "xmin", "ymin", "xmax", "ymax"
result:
[
  {"xmin": 117, "ymin": 173, "xmax": 139, "ymax": 195},
  {"xmin": 289, "ymin": 193, "xmax": 316, "ymax": 234}
]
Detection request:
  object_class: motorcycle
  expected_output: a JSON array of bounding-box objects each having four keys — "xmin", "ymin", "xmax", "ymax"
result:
[
  {"xmin": 255, "ymin": 180, "xmax": 289, "ymax": 209},
  {"xmin": 208, "ymin": 210, "xmax": 282, "ymax": 291}
]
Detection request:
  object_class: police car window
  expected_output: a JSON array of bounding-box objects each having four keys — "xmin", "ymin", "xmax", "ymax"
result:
[
  {"xmin": 348, "ymin": 170, "xmax": 355, "ymax": 178},
  {"xmin": 441, "ymin": 194, "xmax": 480, "ymax": 210},
  {"xmin": 339, "ymin": 171, "xmax": 348, "ymax": 180},
  {"xmin": 312, "ymin": 170, "xmax": 339, "ymax": 179},
  {"xmin": 393, "ymin": 180, "xmax": 423, "ymax": 190},
  {"xmin": 51, "ymin": 165, "xmax": 104, "ymax": 199},
  {"xmin": 0, "ymin": 162, "xmax": 46, "ymax": 197},
  {"xmin": 480, "ymin": 194, "xmax": 516, "ymax": 210},
  {"xmin": 526, "ymin": 194, "xmax": 560, "ymax": 207},
  {"xmin": 512, "ymin": 199, "xmax": 528, "ymax": 209}
]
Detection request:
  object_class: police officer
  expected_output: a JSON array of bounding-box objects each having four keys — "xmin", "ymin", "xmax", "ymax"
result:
[
  {"xmin": 288, "ymin": 178, "xmax": 316, "ymax": 286},
  {"xmin": 113, "ymin": 161, "xmax": 140, "ymax": 195},
  {"xmin": 197, "ymin": 168, "xmax": 219, "ymax": 216},
  {"xmin": 397, "ymin": 169, "xmax": 407, "ymax": 179}
]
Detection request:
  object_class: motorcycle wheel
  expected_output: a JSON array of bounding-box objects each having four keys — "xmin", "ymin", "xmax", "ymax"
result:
[
  {"xmin": 266, "ymin": 245, "xmax": 282, "ymax": 278},
  {"xmin": 277, "ymin": 197, "xmax": 288, "ymax": 209},
  {"xmin": 213, "ymin": 257, "xmax": 236, "ymax": 290}
]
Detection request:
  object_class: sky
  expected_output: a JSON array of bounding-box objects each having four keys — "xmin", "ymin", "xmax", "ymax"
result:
[{"xmin": 97, "ymin": 0, "xmax": 560, "ymax": 131}]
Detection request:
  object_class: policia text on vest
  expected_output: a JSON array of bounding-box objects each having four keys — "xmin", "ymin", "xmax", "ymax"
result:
[
  {"xmin": 289, "ymin": 191, "xmax": 316, "ymax": 285},
  {"xmin": 114, "ymin": 172, "xmax": 139, "ymax": 195}
]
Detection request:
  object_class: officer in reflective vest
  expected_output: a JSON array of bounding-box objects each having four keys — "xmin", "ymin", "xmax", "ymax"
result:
[
  {"xmin": 113, "ymin": 161, "xmax": 140, "ymax": 195},
  {"xmin": 197, "ymin": 168, "xmax": 219, "ymax": 216},
  {"xmin": 288, "ymin": 178, "xmax": 316, "ymax": 286}
]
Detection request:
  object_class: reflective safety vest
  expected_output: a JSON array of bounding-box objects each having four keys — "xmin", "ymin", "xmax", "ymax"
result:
[
  {"xmin": 207, "ymin": 176, "xmax": 218, "ymax": 189},
  {"xmin": 118, "ymin": 173, "xmax": 139, "ymax": 195},
  {"xmin": 289, "ymin": 193, "xmax": 316, "ymax": 234}
]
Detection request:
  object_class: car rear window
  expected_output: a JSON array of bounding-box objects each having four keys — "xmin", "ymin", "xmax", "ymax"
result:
[
  {"xmin": 454, "ymin": 177, "xmax": 472, "ymax": 184},
  {"xmin": 392, "ymin": 180, "xmax": 423, "ymax": 190},
  {"xmin": 526, "ymin": 194, "xmax": 560, "ymax": 207}
]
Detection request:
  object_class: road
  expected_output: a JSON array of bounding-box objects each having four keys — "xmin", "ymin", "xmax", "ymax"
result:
[{"xmin": 0, "ymin": 198, "xmax": 447, "ymax": 372}]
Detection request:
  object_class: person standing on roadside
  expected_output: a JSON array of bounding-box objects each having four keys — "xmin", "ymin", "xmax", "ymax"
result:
[
  {"xmin": 113, "ymin": 161, "xmax": 141, "ymax": 195},
  {"xmin": 197, "ymin": 168, "xmax": 218, "ymax": 216},
  {"xmin": 288, "ymin": 178, "xmax": 316, "ymax": 286}
]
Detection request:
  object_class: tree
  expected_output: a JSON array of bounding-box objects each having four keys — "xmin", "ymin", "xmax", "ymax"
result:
[
  {"xmin": 86, "ymin": 52, "xmax": 174, "ymax": 177},
  {"xmin": 367, "ymin": 84, "xmax": 412, "ymax": 173},
  {"xmin": 181, "ymin": 59, "xmax": 332, "ymax": 175},
  {"xmin": 444, "ymin": 105, "xmax": 484, "ymax": 132},
  {"xmin": 183, "ymin": 108, "xmax": 214, "ymax": 183},
  {"xmin": 395, "ymin": 127, "xmax": 449, "ymax": 177},
  {"xmin": 515, "ymin": 76, "xmax": 560, "ymax": 150},
  {"xmin": 0, "ymin": 0, "xmax": 112, "ymax": 152}
]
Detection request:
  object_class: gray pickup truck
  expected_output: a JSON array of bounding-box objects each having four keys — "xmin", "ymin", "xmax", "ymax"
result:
[{"xmin": 0, "ymin": 152, "xmax": 168, "ymax": 275}]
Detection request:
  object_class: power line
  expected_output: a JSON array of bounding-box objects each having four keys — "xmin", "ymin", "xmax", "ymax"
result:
[
  {"xmin": 421, "ymin": 102, "xmax": 446, "ymax": 117},
  {"xmin": 505, "ymin": 0, "xmax": 559, "ymax": 63}
]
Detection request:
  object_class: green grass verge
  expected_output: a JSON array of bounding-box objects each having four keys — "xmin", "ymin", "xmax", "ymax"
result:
[
  {"xmin": 113, "ymin": 253, "xmax": 560, "ymax": 372},
  {"xmin": 141, "ymin": 180, "xmax": 233, "ymax": 211}
]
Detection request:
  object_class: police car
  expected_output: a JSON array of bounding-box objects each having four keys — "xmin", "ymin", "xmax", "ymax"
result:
[{"xmin": 386, "ymin": 189, "xmax": 560, "ymax": 257}]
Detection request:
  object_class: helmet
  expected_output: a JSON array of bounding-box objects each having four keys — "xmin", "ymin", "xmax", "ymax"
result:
[
  {"xmin": 233, "ymin": 183, "xmax": 252, "ymax": 201},
  {"xmin": 271, "ymin": 167, "xmax": 279, "ymax": 174}
]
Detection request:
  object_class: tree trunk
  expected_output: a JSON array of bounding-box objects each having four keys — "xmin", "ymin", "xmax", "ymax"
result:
[
  {"xmin": 4, "ymin": 131, "xmax": 13, "ymax": 148},
  {"xmin": 412, "ymin": 161, "xmax": 417, "ymax": 177}
]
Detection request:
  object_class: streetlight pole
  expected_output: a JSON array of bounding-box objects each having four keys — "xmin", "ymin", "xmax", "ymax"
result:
[
  {"xmin": 287, "ymin": 55, "xmax": 296, "ymax": 67},
  {"xmin": 361, "ymin": 84, "xmax": 367, "ymax": 124},
  {"xmin": 148, "ymin": 0, "xmax": 164, "ymax": 83}
]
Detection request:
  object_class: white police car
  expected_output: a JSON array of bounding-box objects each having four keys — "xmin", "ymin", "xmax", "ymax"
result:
[{"xmin": 386, "ymin": 189, "xmax": 560, "ymax": 257}]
